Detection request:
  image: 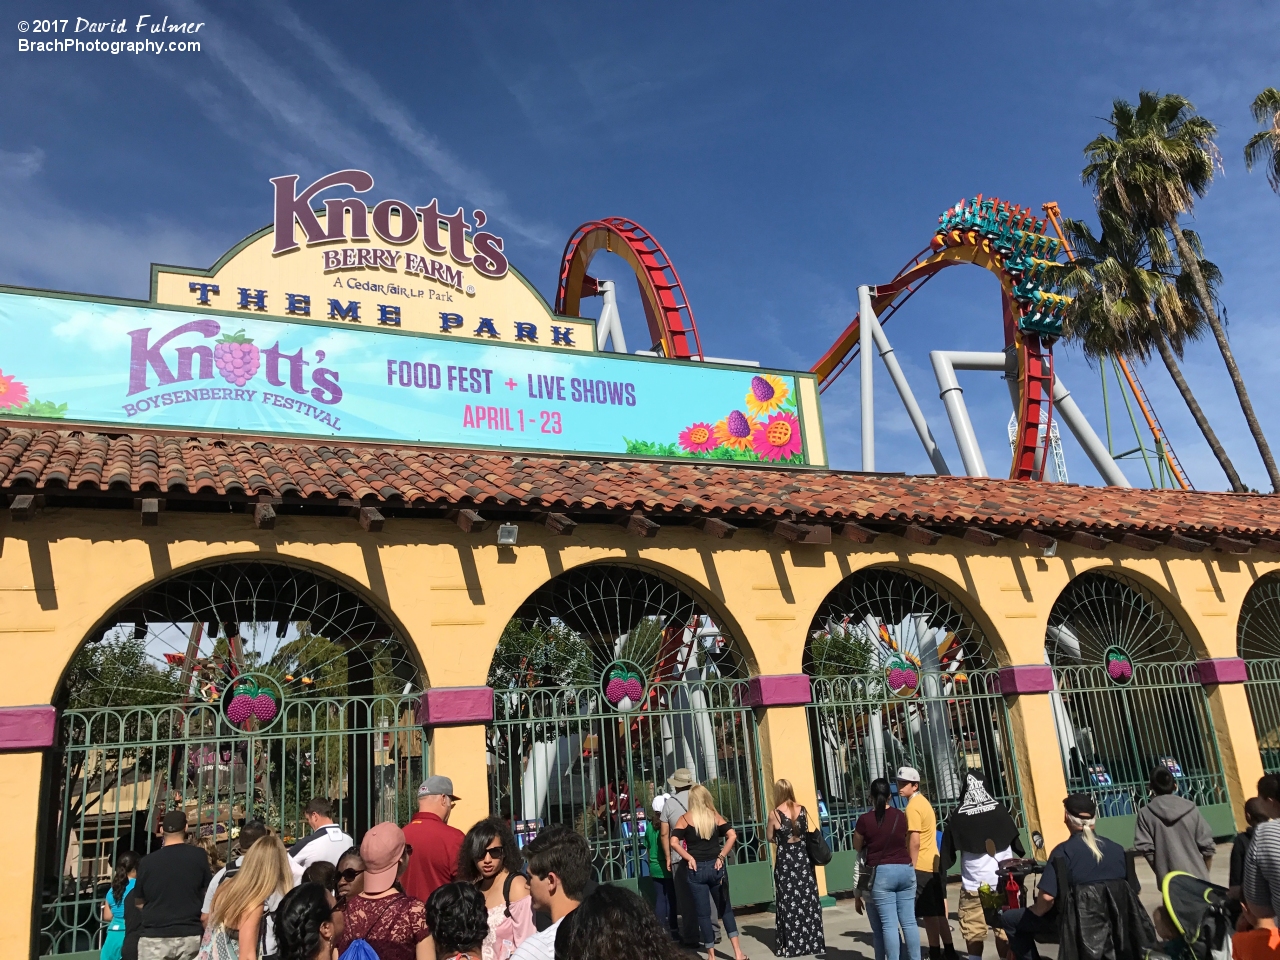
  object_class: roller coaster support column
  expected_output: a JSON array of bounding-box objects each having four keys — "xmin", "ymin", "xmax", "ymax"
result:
[
  {"xmin": 859, "ymin": 285, "xmax": 875, "ymax": 471},
  {"xmin": 866, "ymin": 310, "xmax": 951, "ymax": 475},
  {"xmin": 596, "ymin": 280, "xmax": 627, "ymax": 354},
  {"xmin": 1052, "ymin": 377, "xmax": 1132, "ymax": 488},
  {"xmin": 931, "ymin": 351, "xmax": 999, "ymax": 476}
]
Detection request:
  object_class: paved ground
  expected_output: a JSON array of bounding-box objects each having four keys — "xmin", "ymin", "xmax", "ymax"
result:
[{"xmin": 710, "ymin": 842, "xmax": 1234, "ymax": 960}]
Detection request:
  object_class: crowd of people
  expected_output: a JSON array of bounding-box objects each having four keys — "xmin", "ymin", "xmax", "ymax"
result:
[{"xmin": 101, "ymin": 762, "xmax": 1280, "ymax": 960}]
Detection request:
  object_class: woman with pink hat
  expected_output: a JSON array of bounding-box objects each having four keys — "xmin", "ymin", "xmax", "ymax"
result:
[{"xmin": 334, "ymin": 822, "xmax": 431, "ymax": 960}]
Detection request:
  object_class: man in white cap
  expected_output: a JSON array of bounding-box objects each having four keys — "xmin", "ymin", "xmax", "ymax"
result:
[
  {"xmin": 898, "ymin": 766, "xmax": 958, "ymax": 960},
  {"xmin": 402, "ymin": 774, "xmax": 464, "ymax": 903}
]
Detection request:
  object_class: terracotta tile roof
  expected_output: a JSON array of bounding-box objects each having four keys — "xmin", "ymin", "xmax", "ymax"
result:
[{"xmin": 1, "ymin": 424, "xmax": 1278, "ymax": 536}]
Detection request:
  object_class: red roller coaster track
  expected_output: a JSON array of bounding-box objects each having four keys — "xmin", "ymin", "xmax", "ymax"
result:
[{"xmin": 555, "ymin": 217, "xmax": 704, "ymax": 360}]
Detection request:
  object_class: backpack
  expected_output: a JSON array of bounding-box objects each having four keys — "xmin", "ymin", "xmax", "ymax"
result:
[{"xmin": 339, "ymin": 941, "xmax": 381, "ymax": 960}]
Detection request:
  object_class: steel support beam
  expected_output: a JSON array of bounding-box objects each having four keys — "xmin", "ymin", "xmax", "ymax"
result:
[
  {"xmin": 865, "ymin": 309, "xmax": 951, "ymax": 475},
  {"xmin": 859, "ymin": 285, "xmax": 875, "ymax": 471},
  {"xmin": 1052, "ymin": 376, "xmax": 1132, "ymax": 487},
  {"xmin": 929, "ymin": 351, "xmax": 1002, "ymax": 477}
]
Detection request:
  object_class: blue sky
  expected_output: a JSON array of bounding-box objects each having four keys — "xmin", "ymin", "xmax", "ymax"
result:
[{"xmin": 4, "ymin": 1, "xmax": 1279, "ymax": 490}]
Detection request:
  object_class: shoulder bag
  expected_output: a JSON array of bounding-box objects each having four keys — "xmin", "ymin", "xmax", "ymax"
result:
[{"xmin": 802, "ymin": 806, "xmax": 833, "ymax": 866}]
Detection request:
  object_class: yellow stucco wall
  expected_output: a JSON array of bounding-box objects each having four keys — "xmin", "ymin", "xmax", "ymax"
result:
[{"xmin": 2, "ymin": 509, "xmax": 1274, "ymax": 955}]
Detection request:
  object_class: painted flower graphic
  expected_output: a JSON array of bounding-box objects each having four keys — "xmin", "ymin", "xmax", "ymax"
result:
[
  {"xmin": 751, "ymin": 411, "xmax": 803, "ymax": 461},
  {"xmin": 0, "ymin": 369, "xmax": 30, "ymax": 409},
  {"xmin": 678, "ymin": 422, "xmax": 719, "ymax": 453},
  {"xmin": 744, "ymin": 374, "xmax": 790, "ymax": 419},
  {"xmin": 714, "ymin": 410, "xmax": 757, "ymax": 451}
]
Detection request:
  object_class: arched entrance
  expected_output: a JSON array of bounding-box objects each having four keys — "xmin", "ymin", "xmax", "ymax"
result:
[
  {"xmin": 1239, "ymin": 575, "xmax": 1280, "ymax": 774},
  {"xmin": 42, "ymin": 561, "xmax": 424, "ymax": 957},
  {"xmin": 484, "ymin": 563, "xmax": 771, "ymax": 902},
  {"xmin": 1046, "ymin": 571, "xmax": 1230, "ymax": 840},
  {"xmin": 804, "ymin": 567, "xmax": 1025, "ymax": 893}
]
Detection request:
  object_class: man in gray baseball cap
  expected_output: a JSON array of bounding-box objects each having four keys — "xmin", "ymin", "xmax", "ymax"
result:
[{"xmin": 401, "ymin": 774, "xmax": 464, "ymax": 902}]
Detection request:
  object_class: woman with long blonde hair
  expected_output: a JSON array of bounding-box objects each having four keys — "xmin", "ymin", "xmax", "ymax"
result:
[
  {"xmin": 672, "ymin": 784, "xmax": 749, "ymax": 960},
  {"xmin": 767, "ymin": 779, "xmax": 826, "ymax": 957},
  {"xmin": 206, "ymin": 833, "xmax": 294, "ymax": 959}
]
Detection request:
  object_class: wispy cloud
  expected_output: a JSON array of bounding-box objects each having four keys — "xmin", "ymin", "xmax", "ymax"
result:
[{"xmin": 0, "ymin": 148, "xmax": 219, "ymax": 298}]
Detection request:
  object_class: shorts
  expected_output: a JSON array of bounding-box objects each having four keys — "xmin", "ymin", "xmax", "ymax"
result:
[
  {"xmin": 915, "ymin": 869, "xmax": 946, "ymax": 918},
  {"xmin": 959, "ymin": 889, "xmax": 997, "ymax": 943}
]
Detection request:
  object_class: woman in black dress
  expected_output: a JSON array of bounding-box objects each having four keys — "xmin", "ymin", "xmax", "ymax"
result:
[{"xmin": 766, "ymin": 779, "xmax": 826, "ymax": 958}]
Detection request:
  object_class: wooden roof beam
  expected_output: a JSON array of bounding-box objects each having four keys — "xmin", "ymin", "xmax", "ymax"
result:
[
  {"xmin": 694, "ymin": 517, "xmax": 737, "ymax": 539},
  {"xmin": 767, "ymin": 520, "xmax": 832, "ymax": 544},
  {"xmin": 621, "ymin": 512, "xmax": 660, "ymax": 539}
]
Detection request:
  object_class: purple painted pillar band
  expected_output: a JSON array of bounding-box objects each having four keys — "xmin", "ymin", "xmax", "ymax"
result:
[
  {"xmin": 1196, "ymin": 658, "xmax": 1248, "ymax": 685},
  {"xmin": 997, "ymin": 665, "xmax": 1055, "ymax": 695},
  {"xmin": 418, "ymin": 687, "xmax": 494, "ymax": 727},
  {"xmin": 744, "ymin": 674, "xmax": 812, "ymax": 707},
  {"xmin": 0, "ymin": 705, "xmax": 57, "ymax": 750}
]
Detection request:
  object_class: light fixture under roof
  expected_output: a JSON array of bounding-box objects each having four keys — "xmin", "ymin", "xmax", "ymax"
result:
[{"xmin": 497, "ymin": 523, "xmax": 518, "ymax": 546}]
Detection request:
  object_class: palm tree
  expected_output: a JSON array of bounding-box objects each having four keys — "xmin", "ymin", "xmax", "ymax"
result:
[
  {"xmin": 1083, "ymin": 91, "xmax": 1280, "ymax": 491},
  {"xmin": 1245, "ymin": 87, "xmax": 1280, "ymax": 192},
  {"xmin": 1055, "ymin": 212, "xmax": 1246, "ymax": 491}
]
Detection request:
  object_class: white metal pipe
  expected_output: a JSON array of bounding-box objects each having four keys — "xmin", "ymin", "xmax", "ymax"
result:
[
  {"xmin": 596, "ymin": 280, "xmax": 627, "ymax": 354},
  {"xmin": 930, "ymin": 351, "xmax": 999, "ymax": 476},
  {"xmin": 1053, "ymin": 376, "xmax": 1132, "ymax": 487},
  {"xmin": 865, "ymin": 310, "xmax": 951, "ymax": 475},
  {"xmin": 859, "ymin": 285, "xmax": 875, "ymax": 471}
]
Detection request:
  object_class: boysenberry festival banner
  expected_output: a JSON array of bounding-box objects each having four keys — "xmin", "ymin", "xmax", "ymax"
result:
[{"xmin": 0, "ymin": 288, "xmax": 825, "ymax": 466}]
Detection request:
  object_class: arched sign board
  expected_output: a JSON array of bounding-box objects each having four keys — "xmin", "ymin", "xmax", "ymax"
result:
[{"xmin": 0, "ymin": 170, "xmax": 827, "ymax": 466}]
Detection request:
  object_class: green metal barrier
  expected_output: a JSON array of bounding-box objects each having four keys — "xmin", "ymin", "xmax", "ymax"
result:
[
  {"xmin": 487, "ymin": 677, "xmax": 773, "ymax": 903},
  {"xmin": 43, "ymin": 693, "xmax": 424, "ymax": 957},
  {"xmin": 807, "ymin": 670, "xmax": 1027, "ymax": 895}
]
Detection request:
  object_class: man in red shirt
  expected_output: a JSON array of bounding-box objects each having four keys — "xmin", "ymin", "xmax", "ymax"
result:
[{"xmin": 401, "ymin": 775, "xmax": 464, "ymax": 902}]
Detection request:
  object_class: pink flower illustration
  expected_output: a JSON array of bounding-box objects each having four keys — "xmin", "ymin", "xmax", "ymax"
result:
[
  {"xmin": 678, "ymin": 422, "xmax": 719, "ymax": 453},
  {"xmin": 0, "ymin": 369, "xmax": 30, "ymax": 410},
  {"xmin": 751, "ymin": 411, "xmax": 803, "ymax": 461}
]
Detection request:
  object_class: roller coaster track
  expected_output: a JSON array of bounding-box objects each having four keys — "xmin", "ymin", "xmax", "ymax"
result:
[
  {"xmin": 555, "ymin": 217, "xmax": 704, "ymax": 360},
  {"xmin": 811, "ymin": 196, "xmax": 1067, "ymax": 481}
]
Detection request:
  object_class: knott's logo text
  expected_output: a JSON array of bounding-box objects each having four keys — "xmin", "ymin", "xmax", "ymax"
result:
[{"xmin": 269, "ymin": 169, "xmax": 509, "ymax": 280}]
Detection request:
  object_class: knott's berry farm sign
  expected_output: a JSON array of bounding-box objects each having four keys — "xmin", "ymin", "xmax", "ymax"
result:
[{"xmin": 0, "ymin": 170, "xmax": 827, "ymax": 466}]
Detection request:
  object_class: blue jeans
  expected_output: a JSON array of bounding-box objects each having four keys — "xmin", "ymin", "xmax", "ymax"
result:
[
  {"xmin": 870, "ymin": 863, "xmax": 921, "ymax": 960},
  {"xmin": 688, "ymin": 860, "xmax": 739, "ymax": 948},
  {"xmin": 999, "ymin": 907, "xmax": 1056, "ymax": 960},
  {"xmin": 866, "ymin": 897, "xmax": 885, "ymax": 960}
]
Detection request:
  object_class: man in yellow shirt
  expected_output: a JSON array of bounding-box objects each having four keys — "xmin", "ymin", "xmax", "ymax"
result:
[{"xmin": 898, "ymin": 766, "xmax": 958, "ymax": 960}]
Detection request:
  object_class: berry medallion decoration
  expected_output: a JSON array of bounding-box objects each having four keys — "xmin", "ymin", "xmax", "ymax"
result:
[
  {"xmin": 213, "ymin": 329, "xmax": 261, "ymax": 387},
  {"xmin": 885, "ymin": 653, "xmax": 922, "ymax": 698},
  {"xmin": 602, "ymin": 661, "xmax": 646, "ymax": 712},
  {"xmin": 221, "ymin": 673, "xmax": 284, "ymax": 732},
  {"xmin": 1104, "ymin": 647, "xmax": 1134, "ymax": 684}
]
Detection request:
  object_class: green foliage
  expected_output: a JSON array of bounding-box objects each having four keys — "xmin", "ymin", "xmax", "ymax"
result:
[
  {"xmin": 703, "ymin": 777, "xmax": 746, "ymax": 824},
  {"xmin": 1244, "ymin": 87, "xmax": 1280, "ymax": 194},
  {"xmin": 489, "ymin": 619, "xmax": 594, "ymax": 689},
  {"xmin": 10, "ymin": 398, "xmax": 68, "ymax": 418},
  {"xmin": 808, "ymin": 626, "xmax": 874, "ymax": 677},
  {"xmin": 624, "ymin": 438, "xmax": 679, "ymax": 457},
  {"xmin": 62, "ymin": 633, "xmax": 185, "ymax": 709}
]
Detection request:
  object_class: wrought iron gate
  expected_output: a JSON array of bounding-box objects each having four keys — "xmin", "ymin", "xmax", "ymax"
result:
[
  {"xmin": 1239, "ymin": 575, "xmax": 1280, "ymax": 774},
  {"xmin": 485, "ymin": 565, "xmax": 773, "ymax": 906},
  {"xmin": 1047, "ymin": 572, "xmax": 1231, "ymax": 841},
  {"xmin": 804, "ymin": 567, "xmax": 1026, "ymax": 893},
  {"xmin": 41, "ymin": 562, "xmax": 424, "ymax": 957}
]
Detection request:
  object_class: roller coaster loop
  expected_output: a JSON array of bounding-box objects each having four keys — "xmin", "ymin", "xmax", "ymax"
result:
[
  {"xmin": 555, "ymin": 217, "xmax": 704, "ymax": 361},
  {"xmin": 811, "ymin": 195, "xmax": 1076, "ymax": 482}
]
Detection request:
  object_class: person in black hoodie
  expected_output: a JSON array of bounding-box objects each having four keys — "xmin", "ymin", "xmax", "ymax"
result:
[
  {"xmin": 1133, "ymin": 767, "xmax": 1216, "ymax": 884},
  {"xmin": 940, "ymin": 772, "xmax": 1025, "ymax": 960}
]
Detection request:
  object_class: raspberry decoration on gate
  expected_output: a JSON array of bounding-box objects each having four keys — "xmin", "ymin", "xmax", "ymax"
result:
[
  {"xmin": 885, "ymin": 652, "xmax": 922, "ymax": 697},
  {"xmin": 221, "ymin": 673, "xmax": 284, "ymax": 731},
  {"xmin": 214, "ymin": 329, "xmax": 261, "ymax": 386},
  {"xmin": 602, "ymin": 661, "xmax": 646, "ymax": 712},
  {"xmin": 1105, "ymin": 647, "xmax": 1133, "ymax": 684}
]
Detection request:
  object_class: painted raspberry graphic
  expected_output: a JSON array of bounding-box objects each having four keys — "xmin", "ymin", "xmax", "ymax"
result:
[
  {"xmin": 227, "ymin": 693, "xmax": 254, "ymax": 725},
  {"xmin": 606, "ymin": 678, "xmax": 627, "ymax": 705},
  {"xmin": 214, "ymin": 329, "xmax": 261, "ymax": 387},
  {"xmin": 251, "ymin": 692, "xmax": 278, "ymax": 722},
  {"xmin": 726, "ymin": 409, "xmax": 751, "ymax": 438},
  {"xmin": 1106, "ymin": 654, "xmax": 1133, "ymax": 682},
  {"xmin": 750, "ymin": 375, "xmax": 775, "ymax": 402}
]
